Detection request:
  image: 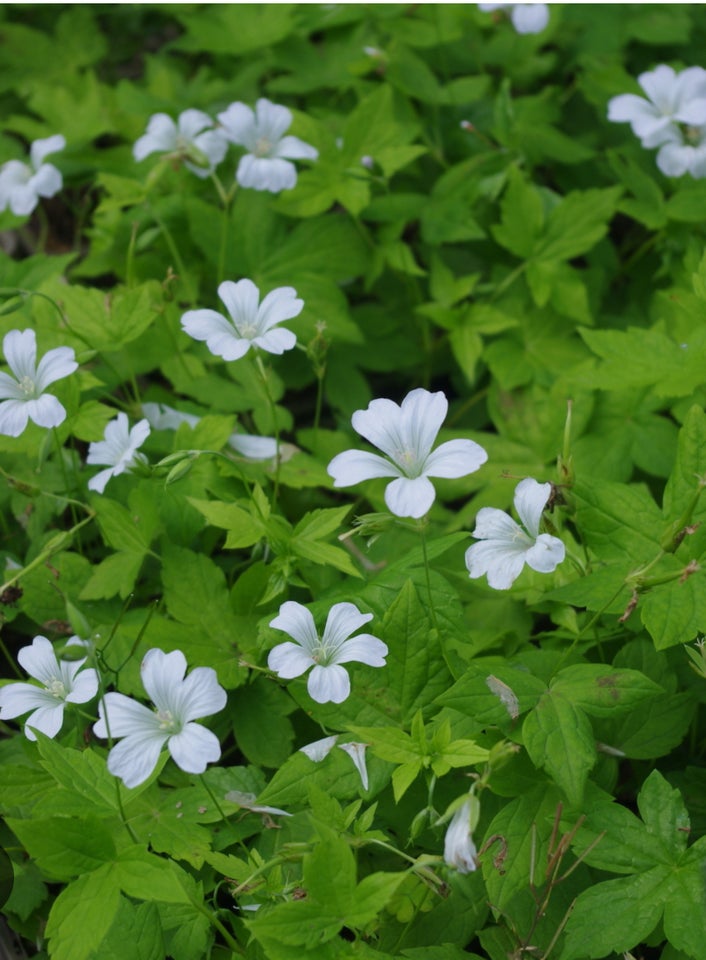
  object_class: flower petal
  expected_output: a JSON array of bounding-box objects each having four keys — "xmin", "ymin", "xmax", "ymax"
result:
[
  {"xmin": 524, "ymin": 533, "xmax": 565, "ymax": 574},
  {"xmin": 30, "ymin": 164, "xmax": 62, "ymax": 200},
  {"xmin": 168, "ymin": 722, "xmax": 221, "ymax": 774},
  {"xmin": 273, "ymin": 135, "xmax": 318, "ymax": 161},
  {"xmin": 656, "ymin": 141, "xmax": 693, "ymax": 177},
  {"xmin": 607, "ymin": 93, "xmax": 658, "ymax": 125},
  {"xmin": 307, "ymin": 664, "xmax": 350, "ymax": 703},
  {"xmin": 87, "ymin": 466, "xmax": 115, "ymax": 494},
  {"xmin": 350, "ymin": 397, "xmax": 405, "ymax": 460},
  {"xmin": 471, "ymin": 506, "xmax": 525, "ymax": 543},
  {"xmin": 333, "ymin": 634, "xmax": 388, "ymax": 667},
  {"xmin": 513, "ymin": 478, "xmax": 551, "ymax": 539},
  {"xmin": 179, "ymin": 666, "xmax": 227, "ymax": 722},
  {"xmin": 217, "ymin": 102, "xmax": 256, "ymax": 147},
  {"xmin": 255, "ymin": 99, "xmax": 293, "ymax": 142},
  {"xmin": 30, "ymin": 135, "xmax": 66, "ymax": 169},
  {"xmin": 106, "ymin": 730, "xmax": 166, "ymax": 788},
  {"xmin": 35, "ymin": 345, "xmax": 78, "ymax": 390},
  {"xmin": 299, "ymin": 735, "xmax": 338, "ymax": 761},
  {"xmin": 24, "ymin": 703, "xmax": 66, "ymax": 741},
  {"xmin": 65, "ymin": 668, "xmax": 99, "ymax": 704},
  {"xmin": 384, "ymin": 475, "xmax": 436, "ymax": 519},
  {"xmin": 228, "ymin": 433, "xmax": 277, "ymax": 459},
  {"xmin": 338, "ymin": 742, "xmax": 369, "ymax": 790},
  {"xmin": 218, "ymin": 279, "xmax": 260, "ymax": 330},
  {"xmin": 399, "ymin": 388, "xmax": 448, "ymax": 463},
  {"xmin": 4, "ymin": 329, "xmax": 37, "ymax": 381},
  {"xmin": 268, "ymin": 641, "xmax": 314, "ymax": 678},
  {"xmin": 322, "ymin": 602, "xmax": 373, "ymax": 649},
  {"xmin": 94, "ymin": 691, "xmax": 161, "ymax": 739},
  {"xmin": 133, "ymin": 114, "xmax": 177, "ymax": 161},
  {"xmin": 236, "ymin": 155, "xmax": 297, "ymax": 192},
  {"xmin": 0, "ymin": 681, "xmax": 60, "ymax": 719},
  {"xmin": 510, "ymin": 3, "xmax": 549, "ymax": 34},
  {"xmin": 25, "ymin": 394, "xmax": 67, "ymax": 430},
  {"xmin": 464, "ymin": 539, "xmax": 529, "ymax": 590},
  {"xmin": 423, "ymin": 438, "xmax": 488, "ymax": 479},
  {"xmin": 270, "ymin": 601, "xmax": 319, "ymax": 649},
  {"xmin": 253, "ymin": 327, "xmax": 297, "ymax": 355},
  {"xmin": 257, "ymin": 285, "xmax": 304, "ymax": 330},
  {"xmin": 178, "ymin": 109, "xmax": 214, "ymax": 141},
  {"xmin": 0, "ymin": 399, "xmax": 29, "ymax": 436},
  {"xmin": 141, "ymin": 649, "xmax": 188, "ymax": 713},
  {"xmin": 17, "ymin": 636, "xmax": 60, "ymax": 686},
  {"xmin": 327, "ymin": 449, "xmax": 401, "ymax": 487}
]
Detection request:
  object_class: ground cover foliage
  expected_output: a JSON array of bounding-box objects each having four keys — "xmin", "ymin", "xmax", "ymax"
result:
[{"xmin": 0, "ymin": 3, "xmax": 706, "ymax": 959}]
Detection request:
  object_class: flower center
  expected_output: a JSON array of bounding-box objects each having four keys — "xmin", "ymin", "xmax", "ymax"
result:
[
  {"xmin": 396, "ymin": 448, "xmax": 421, "ymax": 477},
  {"xmin": 254, "ymin": 136, "xmax": 273, "ymax": 157},
  {"xmin": 18, "ymin": 375, "xmax": 37, "ymax": 398},
  {"xmin": 310, "ymin": 638, "xmax": 335, "ymax": 666},
  {"xmin": 237, "ymin": 322, "xmax": 258, "ymax": 339},
  {"xmin": 684, "ymin": 124, "xmax": 702, "ymax": 145},
  {"xmin": 47, "ymin": 677, "xmax": 66, "ymax": 699},
  {"xmin": 156, "ymin": 708, "xmax": 180, "ymax": 733}
]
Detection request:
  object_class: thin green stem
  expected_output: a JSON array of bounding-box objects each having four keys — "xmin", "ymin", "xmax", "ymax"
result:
[
  {"xmin": 255, "ymin": 353, "xmax": 281, "ymax": 507},
  {"xmin": 148, "ymin": 201, "xmax": 195, "ymax": 303},
  {"xmin": 200, "ymin": 774, "xmax": 228, "ymax": 822},
  {"xmin": 190, "ymin": 897, "xmax": 245, "ymax": 955},
  {"xmin": 419, "ymin": 523, "xmax": 440, "ymax": 634},
  {"xmin": 313, "ymin": 371, "xmax": 324, "ymax": 447}
]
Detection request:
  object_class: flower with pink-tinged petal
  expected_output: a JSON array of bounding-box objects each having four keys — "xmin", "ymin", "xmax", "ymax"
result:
[
  {"xmin": 133, "ymin": 110, "xmax": 227, "ymax": 178},
  {"xmin": 0, "ymin": 636, "xmax": 98, "ymax": 740},
  {"xmin": 465, "ymin": 478, "xmax": 565, "ymax": 590},
  {"xmin": 218, "ymin": 98, "xmax": 318, "ymax": 193},
  {"xmin": 327, "ymin": 388, "xmax": 488, "ymax": 519},
  {"xmin": 87, "ymin": 413, "xmax": 150, "ymax": 494},
  {"xmin": 0, "ymin": 135, "xmax": 65, "ymax": 216},
  {"xmin": 268, "ymin": 601, "xmax": 387, "ymax": 704},
  {"xmin": 181, "ymin": 279, "xmax": 302, "ymax": 361},
  {"xmin": 0, "ymin": 329, "xmax": 77, "ymax": 437},
  {"xmin": 93, "ymin": 648, "xmax": 227, "ymax": 789}
]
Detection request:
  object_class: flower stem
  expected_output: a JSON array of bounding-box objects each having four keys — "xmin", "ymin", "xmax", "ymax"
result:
[
  {"xmin": 254, "ymin": 353, "xmax": 281, "ymax": 508},
  {"xmin": 200, "ymin": 774, "xmax": 228, "ymax": 822},
  {"xmin": 147, "ymin": 200, "xmax": 195, "ymax": 304},
  {"xmin": 190, "ymin": 897, "xmax": 245, "ymax": 955}
]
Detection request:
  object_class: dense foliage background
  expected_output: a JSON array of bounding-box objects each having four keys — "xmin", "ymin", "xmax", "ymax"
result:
[{"xmin": 1, "ymin": 4, "xmax": 706, "ymax": 959}]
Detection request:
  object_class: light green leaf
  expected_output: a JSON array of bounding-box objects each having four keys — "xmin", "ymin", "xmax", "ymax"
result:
[
  {"xmin": 5, "ymin": 816, "xmax": 115, "ymax": 881},
  {"xmin": 552, "ymin": 664, "xmax": 662, "ymax": 717},
  {"xmin": 45, "ymin": 865, "xmax": 121, "ymax": 960},
  {"xmin": 523, "ymin": 692, "xmax": 596, "ymax": 806}
]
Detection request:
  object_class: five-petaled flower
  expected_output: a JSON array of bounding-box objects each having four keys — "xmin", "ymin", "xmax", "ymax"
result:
[
  {"xmin": 133, "ymin": 110, "xmax": 228, "ymax": 178},
  {"xmin": 94, "ymin": 648, "xmax": 227, "ymax": 789},
  {"xmin": 443, "ymin": 798, "xmax": 477, "ymax": 873},
  {"xmin": 87, "ymin": 413, "xmax": 150, "ymax": 494},
  {"xmin": 268, "ymin": 601, "xmax": 388, "ymax": 704},
  {"xmin": 327, "ymin": 388, "xmax": 488, "ymax": 519},
  {"xmin": 181, "ymin": 279, "xmax": 302, "ymax": 361},
  {"xmin": 0, "ymin": 135, "xmax": 66, "ymax": 216},
  {"xmin": 0, "ymin": 329, "xmax": 78, "ymax": 437},
  {"xmin": 478, "ymin": 3, "xmax": 549, "ymax": 34},
  {"xmin": 218, "ymin": 98, "xmax": 318, "ymax": 192},
  {"xmin": 465, "ymin": 477, "xmax": 565, "ymax": 590},
  {"xmin": 0, "ymin": 636, "xmax": 98, "ymax": 740}
]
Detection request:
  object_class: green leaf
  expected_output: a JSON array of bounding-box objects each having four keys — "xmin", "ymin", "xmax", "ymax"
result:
[
  {"xmin": 534, "ymin": 186, "xmax": 622, "ymax": 262},
  {"xmin": 79, "ymin": 550, "xmax": 145, "ymax": 600},
  {"xmin": 491, "ymin": 168, "xmax": 544, "ymax": 259},
  {"xmin": 551, "ymin": 664, "xmax": 662, "ymax": 717},
  {"xmin": 523, "ymin": 692, "xmax": 596, "ymax": 806},
  {"xmin": 637, "ymin": 769, "xmax": 691, "ymax": 858},
  {"xmin": 100, "ymin": 900, "xmax": 165, "ymax": 960},
  {"xmin": 45, "ymin": 865, "xmax": 121, "ymax": 960},
  {"xmin": 5, "ymin": 816, "xmax": 115, "ymax": 881},
  {"xmin": 112, "ymin": 846, "xmax": 194, "ymax": 904},
  {"xmin": 36, "ymin": 736, "xmax": 118, "ymax": 814},
  {"xmin": 438, "ymin": 658, "xmax": 547, "ymax": 726},
  {"xmin": 232, "ymin": 678, "xmax": 295, "ymax": 768},
  {"xmin": 93, "ymin": 497, "xmax": 151, "ymax": 553},
  {"xmin": 187, "ymin": 497, "xmax": 263, "ymax": 548}
]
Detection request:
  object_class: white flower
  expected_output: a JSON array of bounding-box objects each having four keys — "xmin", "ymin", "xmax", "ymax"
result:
[
  {"xmin": 443, "ymin": 799, "xmax": 477, "ymax": 873},
  {"xmin": 0, "ymin": 135, "xmax": 65, "ymax": 216},
  {"xmin": 653, "ymin": 123, "xmax": 706, "ymax": 178},
  {"xmin": 181, "ymin": 279, "xmax": 302, "ymax": 361},
  {"xmin": 133, "ymin": 110, "xmax": 228, "ymax": 178},
  {"xmin": 465, "ymin": 478, "xmax": 565, "ymax": 590},
  {"xmin": 338, "ymin": 742, "xmax": 369, "ymax": 790},
  {"xmin": 227, "ymin": 433, "xmax": 278, "ymax": 460},
  {"xmin": 142, "ymin": 402, "xmax": 200, "ymax": 432},
  {"xmin": 0, "ymin": 329, "xmax": 77, "ymax": 437},
  {"xmin": 217, "ymin": 98, "xmax": 318, "ymax": 193},
  {"xmin": 86, "ymin": 413, "xmax": 150, "ymax": 494},
  {"xmin": 608, "ymin": 65, "xmax": 706, "ymax": 149},
  {"xmin": 327, "ymin": 388, "xmax": 488, "ymax": 520},
  {"xmin": 299, "ymin": 734, "xmax": 339, "ymax": 761},
  {"xmin": 268, "ymin": 601, "xmax": 388, "ymax": 704},
  {"xmin": 0, "ymin": 636, "xmax": 98, "ymax": 741},
  {"xmin": 93, "ymin": 648, "xmax": 227, "ymax": 789},
  {"xmin": 478, "ymin": 3, "xmax": 549, "ymax": 34}
]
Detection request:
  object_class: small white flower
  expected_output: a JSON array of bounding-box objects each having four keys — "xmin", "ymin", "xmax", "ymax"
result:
[
  {"xmin": 0, "ymin": 135, "xmax": 65, "ymax": 216},
  {"xmin": 181, "ymin": 279, "xmax": 302, "ymax": 361},
  {"xmin": 338, "ymin": 742, "xmax": 369, "ymax": 790},
  {"xmin": 465, "ymin": 478, "xmax": 565, "ymax": 590},
  {"xmin": 268, "ymin": 601, "xmax": 387, "ymax": 704},
  {"xmin": 327, "ymin": 388, "xmax": 488, "ymax": 520},
  {"xmin": 217, "ymin": 98, "xmax": 318, "ymax": 193},
  {"xmin": 653, "ymin": 123, "xmax": 706, "ymax": 178},
  {"xmin": 478, "ymin": 3, "xmax": 549, "ymax": 34},
  {"xmin": 608, "ymin": 65, "xmax": 706, "ymax": 149},
  {"xmin": 0, "ymin": 636, "xmax": 98, "ymax": 741},
  {"xmin": 227, "ymin": 433, "xmax": 279, "ymax": 460},
  {"xmin": 93, "ymin": 648, "xmax": 227, "ymax": 789},
  {"xmin": 299, "ymin": 734, "xmax": 339, "ymax": 761},
  {"xmin": 443, "ymin": 799, "xmax": 477, "ymax": 873},
  {"xmin": 0, "ymin": 329, "xmax": 77, "ymax": 437},
  {"xmin": 142, "ymin": 402, "xmax": 200, "ymax": 432},
  {"xmin": 133, "ymin": 110, "xmax": 228, "ymax": 178},
  {"xmin": 86, "ymin": 413, "xmax": 150, "ymax": 494}
]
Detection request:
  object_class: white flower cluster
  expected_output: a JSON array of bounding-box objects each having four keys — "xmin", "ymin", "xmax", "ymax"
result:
[
  {"xmin": 133, "ymin": 98, "xmax": 318, "ymax": 193},
  {"xmin": 0, "ymin": 135, "xmax": 65, "ymax": 217},
  {"xmin": 608, "ymin": 65, "xmax": 706, "ymax": 178}
]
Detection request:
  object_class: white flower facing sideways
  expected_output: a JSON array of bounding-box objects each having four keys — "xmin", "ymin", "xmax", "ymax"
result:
[
  {"xmin": 133, "ymin": 109, "xmax": 228, "ymax": 178},
  {"xmin": 181, "ymin": 278, "xmax": 303, "ymax": 361},
  {"xmin": 0, "ymin": 134, "xmax": 65, "ymax": 216},
  {"xmin": 218, "ymin": 98, "xmax": 318, "ymax": 193},
  {"xmin": 299, "ymin": 736, "xmax": 370, "ymax": 790},
  {"xmin": 142, "ymin": 401, "xmax": 278, "ymax": 460},
  {"xmin": 478, "ymin": 3, "xmax": 549, "ymax": 35},
  {"xmin": 0, "ymin": 636, "xmax": 98, "ymax": 740},
  {"xmin": 465, "ymin": 477, "xmax": 565, "ymax": 590},
  {"xmin": 0, "ymin": 329, "xmax": 78, "ymax": 437},
  {"xmin": 443, "ymin": 799, "xmax": 477, "ymax": 874},
  {"xmin": 268, "ymin": 601, "xmax": 388, "ymax": 704},
  {"xmin": 94, "ymin": 648, "xmax": 227, "ymax": 789},
  {"xmin": 87, "ymin": 412, "xmax": 150, "ymax": 494},
  {"xmin": 327, "ymin": 388, "xmax": 488, "ymax": 520}
]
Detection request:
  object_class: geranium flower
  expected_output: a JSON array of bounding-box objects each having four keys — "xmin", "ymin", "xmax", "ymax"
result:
[
  {"xmin": 181, "ymin": 279, "xmax": 302, "ymax": 361},
  {"xmin": 478, "ymin": 3, "xmax": 550, "ymax": 34},
  {"xmin": 653, "ymin": 124, "xmax": 706, "ymax": 178},
  {"xmin": 133, "ymin": 110, "xmax": 228, "ymax": 178},
  {"xmin": 327, "ymin": 388, "xmax": 488, "ymax": 519},
  {"xmin": 299, "ymin": 735, "xmax": 370, "ymax": 789},
  {"xmin": 443, "ymin": 799, "xmax": 477, "ymax": 873},
  {"xmin": 0, "ymin": 329, "xmax": 78, "ymax": 437},
  {"xmin": 0, "ymin": 635, "xmax": 98, "ymax": 741},
  {"xmin": 217, "ymin": 98, "xmax": 318, "ymax": 193},
  {"xmin": 464, "ymin": 478, "xmax": 565, "ymax": 590},
  {"xmin": 608, "ymin": 65, "xmax": 706, "ymax": 149},
  {"xmin": 86, "ymin": 413, "xmax": 150, "ymax": 494},
  {"xmin": 0, "ymin": 135, "xmax": 65, "ymax": 216},
  {"xmin": 268, "ymin": 601, "xmax": 387, "ymax": 704},
  {"xmin": 94, "ymin": 648, "xmax": 227, "ymax": 789}
]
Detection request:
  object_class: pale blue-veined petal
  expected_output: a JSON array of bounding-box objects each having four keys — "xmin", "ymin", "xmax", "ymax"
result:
[
  {"xmin": 513, "ymin": 477, "xmax": 551, "ymax": 540},
  {"xmin": 384, "ymin": 474, "xmax": 436, "ymax": 519},
  {"xmin": 168, "ymin": 722, "xmax": 222, "ymax": 774},
  {"xmin": 307, "ymin": 663, "xmax": 350, "ymax": 703}
]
